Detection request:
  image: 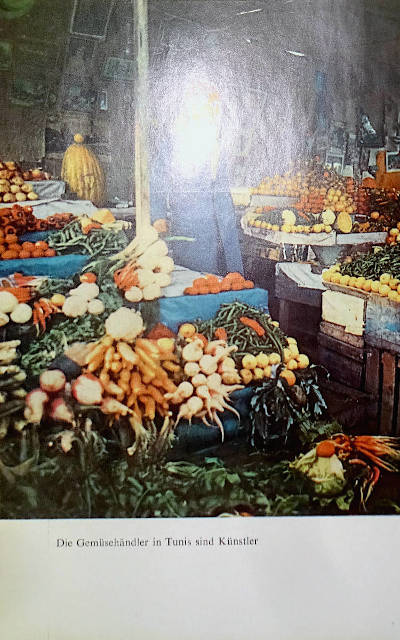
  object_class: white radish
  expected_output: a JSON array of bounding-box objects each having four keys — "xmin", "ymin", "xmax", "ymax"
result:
[
  {"xmin": 184, "ymin": 361, "xmax": 200, "ymax": 377},
  {"xmin": 199, "ymin": 354, "xmax": 218, "ymax": 375},
  {"xmin": 191, "ymin": 373, "xmax": 207, "ymax": 387},
  {"xmin": 176, "ymin": 381, "xmax": 194, "ymax": 399},
  {"xmin": 206, "ymin": 373, "xmax": 222, "ymax": 393},
  {"xmin": 205, "ymin": 340, "xmax": 226, "ymax": 355},
  {"xmin": 182, "ymin": 340, "xmax": 203, "ymax": 362},
  {"xmin": 210, "ymin": 410, "xmax": 225, "ymax": 442}
]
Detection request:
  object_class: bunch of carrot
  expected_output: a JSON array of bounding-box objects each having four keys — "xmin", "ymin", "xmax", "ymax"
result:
[
  {"xmin": 113, "ymin": 260, "xmax": 138, "ymax": 291},
  {"xmin": 0, "ymin": 285, "xmax": 32, "ymax": 303},
  {"xmin": 184, "ymin": 272, "xmax": 254, "ymax": 296}
]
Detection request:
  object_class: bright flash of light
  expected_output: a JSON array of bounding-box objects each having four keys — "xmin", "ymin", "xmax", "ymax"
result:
[{"xmin": 172, "ymin": 78, "xmax": 221, "ymax": 179}]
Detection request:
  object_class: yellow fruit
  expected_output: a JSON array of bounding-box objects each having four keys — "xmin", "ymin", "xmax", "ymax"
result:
[
  {"xmin": 271, "ymin": 321, "xmax": 279, "ymax": 327},
  {"xmin": 283, "ymin": 348, "xmax": 292, "ymax": 363},
  {"xmin": 348, "ymin": 277, "xmax": 357, "ymax": 288},
  {"xmin": 388, "ymin": 290, "xmax": 398, "ymax": 301},
  {"xmin": 389, "ymin": 278, "xmax": 399, "ymax": 290},
  {"xmin": 330, "ymin": 273, "xmax": 341, "ymax": 284},
  {"xmin": 324, "ymin": 225, "xmax": 332, "ymax": 233},
  {"xmin": 322, "ymin": 271, "xmax": 332, "ymax": 283},
  {"xmin": 178, "ymin": 323, "xmax": 196, "ymax": 338},
  {"xmin": 50, "ymin": 294, "xmax": 66, "ymax": 307},
  {"xmin": 61, "ymin": 133, "xmax": 106, "ymax": 206},
  {"xmin": 379, "ymin": 284, "xmax": 390, "ymax": 297},
  {"xmin": 240, "ymin": 369, "xmax": 253, "ymax": 385},
  {"xmin": 332, "ymin": 264, "xmax": 341, "ymax": 272},
  {"xmin": 287, "ymin": 337, "xmax": 297, "ymax": 345},
  {"xmin": 242, "ymin": 354, "xmax": 258, "ymax": 370},
  {"xmin": 281, "ymin": 224, "xmax": 291, "ymax": 233},
  {"xmin": 253, "ymin": 367, "xmax": 264, "ymax": 380},
  {"xmin": 296, "ymin": 354, "xmax": 310, "ymax": 369},
  {"xmin": 261, "ymin": 221, "xmax": 268, "ymax": 229},
  {"xmin": 390, "ymin": 228, "xmax": 399, "ymax": 237},
  {"xmin": 256, "ymin": 353, "xmax": 270, "ymax": 368},
  {"xmin": 271, "ymin": 224, "xmax": 279, "ymax": 231},
  {"xmin": 339, "ymin": 275, "xmax": 350, "ymax": 286},
  {"xmin": 354, "ymin": 277, "xmax": 365, "ymax": 289},
  {"xmin": 371, "ymin": 281, "xmax": 380, "ymax": 292},
  {"xmin": 362, "ymin": 280, "xmax": 372, "ymax": 292},
  {"xmin": 263, "ymin": 365, "xmax": 272, "ymax": 378},
  {"xmin": 279, "ymin": 369, "xmax": 296, "ymax": 386},
  {"xmin": 288, "ymin": 343, "xmax": 299, "ymax": 356},
  {"xmin": 254, "ymin": 220, "xmax": 262, "ymax": 227},
  {"xmin": 287, "ymin": 358, "xmax": 298, "ymax": 370},
  {"xmin": 268, "ymin": 352, "xmax": 281, "ymax": 365},
  {"xmin": 380, "ymin": 273, "xmax": 391, "ymax": 285}
]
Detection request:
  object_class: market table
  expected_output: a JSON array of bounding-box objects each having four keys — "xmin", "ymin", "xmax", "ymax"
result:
[
  {"xmin": 26, "ymin": 180, "xmax": 66, "ymax": 200},
  {"xmin": 0, "ymin": 198, "xmax": 98, "ymax": 218}
]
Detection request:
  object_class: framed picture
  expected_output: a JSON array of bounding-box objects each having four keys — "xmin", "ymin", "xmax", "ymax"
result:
[
  {"xmin": 386, "ymin": 150, "xmax": 400, "ymax": 172},
  {"xmin": 0, "ymin": 40, "xmax": 12, "ymax": 71},
  {"xmin": 325, "ymin": 152, "xmax": 344, "ymax": 174},
  {"xmin": 103, "ymin": 56, "xmax": 135, "ymax": 81},
  {"xmin": 63, "ymin": 37, "xmax": 97, "ymax": 80},
  {"xmin": 98, "ymin": 90, "xmax": 108, "ymax": 111},
  {"xmin": 61, "ymin": 83, "xmax": 96, "ymax": 113},
  {"xmin": 70, "ymin": 0, "xmax": 115, "ymax": 39},
  {"xmin": 9, "ymin": 70, "xmax": 48, "ymax": 107}
]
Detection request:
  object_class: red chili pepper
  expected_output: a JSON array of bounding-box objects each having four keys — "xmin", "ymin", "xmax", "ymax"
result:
[
  {"xmin": 239, "ymin": 316, "xmax": 265, "ymax": 337},
  {"xmin": 214, "ymin": 327, "xmax": 227, "ymax": 341}
]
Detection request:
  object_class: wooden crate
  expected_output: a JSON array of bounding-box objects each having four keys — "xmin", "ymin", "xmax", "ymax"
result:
[
  {"xmin": 364, "ymin": 340, "xmax": 400, "ymax": 435},
  {"xmin": 317, "ymin": 331, "xmax": 369, "ymax": 391},
  {"xmin": 319, "ymin": 320, "xmax": 364, "ymax": 349}
]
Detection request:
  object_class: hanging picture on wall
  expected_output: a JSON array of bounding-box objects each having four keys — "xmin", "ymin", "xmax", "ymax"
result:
[
  {"xmin": 0, "ymin": 40, "xmax": 12, "ymax": 71},
  {"xmin": 103, "ymin": 56, "xmax": 134, "ymax": 81},
  {"xmin": 70, "ymin": 0, "xmax": 115, "ymax": 39},
  {"xmin": 61, "ymin": 83, "xmax": 97, "ymax": 112},
  {"xmin": 9, "ymin": 70, "xmax": 48, "ymax": 107}
]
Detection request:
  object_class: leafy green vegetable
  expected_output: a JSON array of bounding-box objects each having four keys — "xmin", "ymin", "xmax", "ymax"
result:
[
  {"xmin": 0, "ymin": 426, "xmax": 359, "ymax": 519},
  {"xmin": 248, "ymin": 366, "xmax": 330, "ymax": 451},
  {"xmin": 37, "ymin": 277, "xmax": 75, "ymax": 298},
  {"xmin": 21, "ymin": 315, "xmax": 106, "ymax": 377}
]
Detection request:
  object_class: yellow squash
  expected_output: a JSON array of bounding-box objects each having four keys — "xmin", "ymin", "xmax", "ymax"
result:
[{"xmin": 61, "ymin": 133, "xmax": 106, "ymax": 206}]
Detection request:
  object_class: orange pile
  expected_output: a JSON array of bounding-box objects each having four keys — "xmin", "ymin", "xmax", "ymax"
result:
[
  {"xmin": 184, "ymin": 272, "xmax": 254, "ymax": 295},
  {"xmin": 0, "ymin": 232, "xmax": 55, "ymax": 260}
]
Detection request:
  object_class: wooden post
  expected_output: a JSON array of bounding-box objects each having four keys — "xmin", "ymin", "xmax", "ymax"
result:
[{"xmin": 134, "ymin": 0, "xmax": 151, "ymax": 235}]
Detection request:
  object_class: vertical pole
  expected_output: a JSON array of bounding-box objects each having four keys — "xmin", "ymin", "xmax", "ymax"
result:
[{"xmin": 134, "ymin": 0, "xmax": 151, "ymax": 235}]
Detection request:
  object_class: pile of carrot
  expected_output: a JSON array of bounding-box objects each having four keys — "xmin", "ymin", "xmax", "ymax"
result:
[
  {"xmin": 0, "ymin": 233, "xmax": 55, "ymax": 260},
  {"xmin": 113, "ymin": 261, "xmax": 138, "ymax": 290},
  {"xmin": 184, "ymin": 272, "xmax": 254, "ymax": 296},
  {"xmin": 0, "ymin": 285, "xmax": 32, "ymax": 302}
]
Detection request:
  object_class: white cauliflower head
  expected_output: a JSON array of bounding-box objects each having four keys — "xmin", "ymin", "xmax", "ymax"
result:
[{"xmin": 105, "ymin": 307, "xmax": 144, "ymax": 342}]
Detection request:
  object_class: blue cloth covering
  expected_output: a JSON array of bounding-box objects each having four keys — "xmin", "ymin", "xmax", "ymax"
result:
[
  {"xmin": 0, "ymin": 254, "xmax": 88, "ymax": 278},
  {"xmin": 174, "ymin": 388, "xmax": 254, "ymax": 450},
  {"xmin": 158, "ymin": 288, "xmax": 269, "ymax": 332}
]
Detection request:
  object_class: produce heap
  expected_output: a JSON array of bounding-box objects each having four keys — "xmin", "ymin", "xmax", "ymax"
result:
[
  {"xmin": 249, "ymin": 162, "xmax": 400, "ymax": 236},
  {"xmin": 322, "ymin": 244, "xmax": 400, "ymax": 302},
  {"xmin": 0, "ymin": 205, "xmax": 399, "ymax": 517},
  {"xmin": 0, "ymin": 160, "xmax": 39, "ymax": 203}
]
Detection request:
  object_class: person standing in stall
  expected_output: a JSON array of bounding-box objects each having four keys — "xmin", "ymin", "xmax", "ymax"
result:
[{"xmin": 150, "ymin": 77, "xmax": 244, "ymax": 276}]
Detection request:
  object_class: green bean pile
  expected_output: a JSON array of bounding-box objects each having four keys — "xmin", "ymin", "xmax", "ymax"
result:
[
  {"xmin": 48, "ymin": 220, "xmax": 128, "ymax": 259},
  {"xmin": 195, "ymin": 302, "xmax": 288, "ymax": 361},
  {"xmin": 340, "ymin": 244, "xmax": 400, "ymax": 280}
]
